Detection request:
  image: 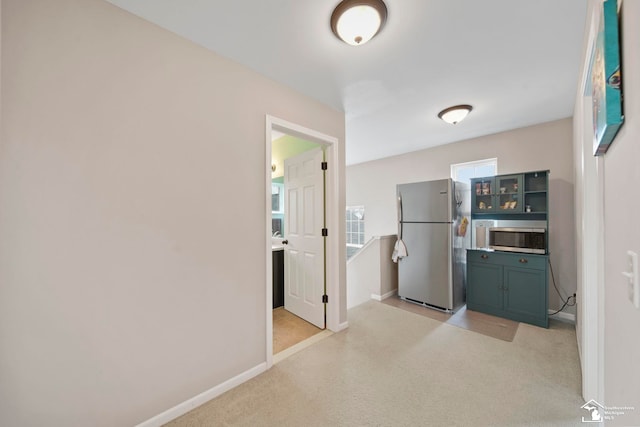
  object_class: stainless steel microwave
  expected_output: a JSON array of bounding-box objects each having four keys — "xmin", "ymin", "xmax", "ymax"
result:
[{"xmin": 489, "ymin": 227, "xmax": 546, "ymax": 254}]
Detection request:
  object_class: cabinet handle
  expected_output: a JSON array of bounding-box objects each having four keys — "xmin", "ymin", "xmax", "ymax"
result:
[
  {"xmin": 282, "ymin": 240, "xmax": 288, "ymax": 245},
  {"xmin": 519, "ymin": 258, "xmax": 528, "ymax": 263},
  {"xmin": 481, "ymin": 254, "xmax": 489, "ymax": 259}
]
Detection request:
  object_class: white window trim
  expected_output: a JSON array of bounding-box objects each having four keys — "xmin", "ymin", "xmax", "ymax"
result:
[{"xmin": 451, "ymin": 158, "xmax": 497, "ymax": 181}]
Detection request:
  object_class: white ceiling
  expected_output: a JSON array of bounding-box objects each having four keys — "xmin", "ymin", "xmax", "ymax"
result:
[{"xmin": 106, "ymin": 0, "xmax": 588, "ymax": 165}]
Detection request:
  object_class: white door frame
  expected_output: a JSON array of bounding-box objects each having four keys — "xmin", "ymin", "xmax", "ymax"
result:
[
  {"xmin": 265, "ymin": 115, "xmax": 341, "ymax": 368},
  {"xmin": 576, "ymin": 0, "xmax": 605, "ymax": 404},
  {"xmin": 576, "ymin": 96, "xmax": 605, "ymax": 403}
]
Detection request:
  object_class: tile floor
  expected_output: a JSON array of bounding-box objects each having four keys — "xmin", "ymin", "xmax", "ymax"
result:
[
  {"xmin": 382, "ymin": 296, "xmax": 519, "ymax": 341},
  {"xmin": 272, "ymin": 307, "xmax": 323, "ymax": 354}
]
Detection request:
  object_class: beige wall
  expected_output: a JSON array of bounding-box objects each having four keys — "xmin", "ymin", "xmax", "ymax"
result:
[
  {"xmin": 346, "ymin": 235, "xmax": 398, "ymax": 309},
  {"xmin": 346, "ymin": 118, "xmax": 576, "ymax": 314},
  {"xmin": 0, "ymin": 0, "xmax": 345, "ymax": 426},
  {"xmin": 573, "ymin": 0, "xmax": 640, "ymax": 422},
  {"xmin": 347, "ymin": 238, "xmax": 382, "ymax": 308},
  {"xmin": 379, "ymin": 236, "xmax": 399, "ymax": 297}
]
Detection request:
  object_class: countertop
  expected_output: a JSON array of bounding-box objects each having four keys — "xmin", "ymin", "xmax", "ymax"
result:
[{"xmin": 272, "ymin": 237, "xmax": 285, "ymax": 251}]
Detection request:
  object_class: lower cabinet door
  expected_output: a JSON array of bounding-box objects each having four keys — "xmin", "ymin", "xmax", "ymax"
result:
[
  {"xmin": 503, "ymin": 266, "xmax": 548, "ymax": 327},
  {"xmin": 272, "ymin": 251, "xmax": 285, "ymax": 309},
  {"xmin": 467, "ymin": 262, "xmax": 503, "ymax": 317}
]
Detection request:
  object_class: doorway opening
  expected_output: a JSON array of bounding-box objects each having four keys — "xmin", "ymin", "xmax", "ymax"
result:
[
  {"xmin": 265, "ymin": 116, "xmax": 341, "ymax": 367},
  {"xmin": 271, "ymin": 136, "xmax": 324, "ymax": 354}
]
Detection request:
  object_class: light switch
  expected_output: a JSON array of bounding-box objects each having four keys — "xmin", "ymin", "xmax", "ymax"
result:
[{"xmin": 622, "ymin": 250, "xmax": 640, "ymax": 309}]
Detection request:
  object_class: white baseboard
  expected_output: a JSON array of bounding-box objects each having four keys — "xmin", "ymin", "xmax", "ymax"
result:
[
  {"xmin": 548, "ymin": 309, "xmax": 576, "ymax": 323},
  {"xmin": 135, "ymin": 362, "xmax": 267, "ymax": 427},
  {"xmin": 332, "ymin": 320, "xmax": 349, "ymax": 332},
  {"xmin": 371, "ymin": 289, "xmax": 397, "ymax": 301}
]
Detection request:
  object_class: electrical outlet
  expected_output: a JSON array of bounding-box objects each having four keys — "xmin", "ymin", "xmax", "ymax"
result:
[{"xmin": 622, "ymin": 250, "xmax": 640, "ymax": 309}]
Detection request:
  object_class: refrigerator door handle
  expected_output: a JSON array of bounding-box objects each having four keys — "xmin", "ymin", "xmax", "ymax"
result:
[
  {"xmin": 453, "ymin": 181, "xmax": 463, "ymax": 209},
  {"xmin": 397, "ymin": 194, "xmax": 404, "ymax": 239}
]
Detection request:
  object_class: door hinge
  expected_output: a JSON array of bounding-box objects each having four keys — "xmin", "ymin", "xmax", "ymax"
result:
[
  {"xmin": 321, "ymin": 161, "xmax": 328, "ymax": 170},
  {"xmin": 322, "ymin": 294, "xmax": 328, "ymax": 303},
  {"xmin": 322, "ymin": 228, "xmax": 328, "ymax": 237}
]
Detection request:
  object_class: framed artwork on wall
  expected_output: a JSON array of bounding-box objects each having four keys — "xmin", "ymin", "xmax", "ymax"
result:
[{"xmin": 588, "ymin": 0, "xmax": 624, "ymax": 156}]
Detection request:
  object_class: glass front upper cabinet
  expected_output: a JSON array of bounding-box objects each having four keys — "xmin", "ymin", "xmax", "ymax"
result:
[
  {"xmin": 471, "ymin": 177, "xmax": 496, "ymax": 212},
  {"xmin": 495, "ymin": 174, "xmax": 522, "ymax": 212},
  {"xmin": 470, "ymin": 170, "xmax": 548, "ymax": 216}
]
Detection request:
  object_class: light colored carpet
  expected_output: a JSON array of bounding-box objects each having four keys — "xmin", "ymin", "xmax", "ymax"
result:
[
  {"xmin": 382, "ymin": 296, "xmax": 519, "ymax": 342},
  {"xmin": 166, "ymin": 300, "xmax": 584, "ymax": 427},
  {"xmin": 273, "ymin": 307, "xmax": 322, "ymax": 354}
]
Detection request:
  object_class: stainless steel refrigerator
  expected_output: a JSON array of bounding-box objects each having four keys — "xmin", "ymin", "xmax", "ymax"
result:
[{"xmin": 397, "ymin": 179, "xmax": 470, "ymax": 312}]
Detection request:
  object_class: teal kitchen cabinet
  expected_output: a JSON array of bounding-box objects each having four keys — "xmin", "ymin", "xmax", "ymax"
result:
[
  {"xmin": 503, "ymin": 265, "xmax": 547, "ymax": 326},
  {"xmin": 471, "ymin": 170, "xmax": 548, "ymax": 221},
  {"xmin": 467, "ymin": 250, "xmax": 548, "ymax": 327},
  {"xmin": 495, "ymin": 174, "xmax": 523, "ymax": 213},
  {"xmin": 470, "ymin": 177, "xmax": 496, "ymax": 213},
  {"xmin": 523, "ymin": 170, "xmax": 548, "ymax": 214},
  {"xmin": 467, "ymin": 258, "xmax": 503, "ymax": 316}
]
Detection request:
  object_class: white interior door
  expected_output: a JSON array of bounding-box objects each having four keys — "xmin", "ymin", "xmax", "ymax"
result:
[{"xmin": 284, "ymin": 147, "xmax": 325, "ymax": 328}]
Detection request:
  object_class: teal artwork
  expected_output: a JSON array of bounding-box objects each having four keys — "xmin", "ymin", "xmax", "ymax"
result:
[{"xmin": 589, "ymin": 0, "xmax": 624, "ymax": 155}]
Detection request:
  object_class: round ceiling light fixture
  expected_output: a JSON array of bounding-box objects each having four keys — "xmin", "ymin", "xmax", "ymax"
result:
[
  {"xmin": 330, "ymin": 0, "xmax": 388, "ymax": 46},
  {"xmin": 438, "ymin": 105, "xmax": 473, "ymax": 124}
]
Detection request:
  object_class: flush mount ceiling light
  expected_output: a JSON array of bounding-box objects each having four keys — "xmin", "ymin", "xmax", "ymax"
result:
[
  {"xmin": 438, "ymin": 105, "xmax": 473, "ymax": 124},
  {"xmin": 330, "ymin": 0, "xmax": 388, "ymax": 46}
]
